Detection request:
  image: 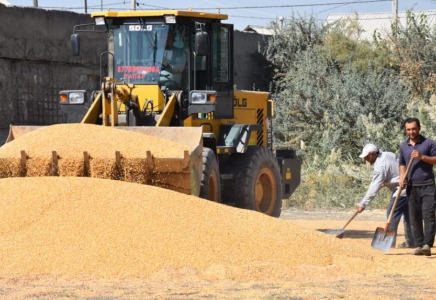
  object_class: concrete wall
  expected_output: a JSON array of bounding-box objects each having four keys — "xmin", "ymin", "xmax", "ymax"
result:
[
  {"xmin": 0, "ymin": 4, "xmax": 106, "ymax": 128},
  {"xmin": 0, "ymin": 5, "xmax": 272, "ymax": 129},
  {"xmin": 233, "ymin": 30, "xmax": 273, "ymax": 92}
]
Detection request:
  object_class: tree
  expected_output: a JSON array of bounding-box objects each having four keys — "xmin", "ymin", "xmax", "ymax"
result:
[
  {"xmin": 386, "ymin": 10, "xmax": 436, "ymax": 101},
  {"xmin": 263, "ymin": 14, "xmax": 411, "ymax": 208},
  {"xmin": 265, "ymin": 15, "xmax": 409, "ymax": 162}
]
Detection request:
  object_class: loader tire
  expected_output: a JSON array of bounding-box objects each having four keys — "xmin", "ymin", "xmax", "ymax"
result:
[
  {"xmin": 200, "ymin": 148, "xmax": 221, "ymax": 203},
  {"xmin": 232, "ymin": 146, "xmax": 282, "ymax": 217}
]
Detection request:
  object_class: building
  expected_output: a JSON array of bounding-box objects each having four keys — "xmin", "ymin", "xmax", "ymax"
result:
[
  {"xmin": 0, "ymin": 0, "xmax": 12, "ymax": 6},
  {"xmin": 327, "ymin": 10, "xmax": 436, "ymax": 42},
  {"xmin": 242, "ymin": 25, "xmax": 274, "ymax": 36}
]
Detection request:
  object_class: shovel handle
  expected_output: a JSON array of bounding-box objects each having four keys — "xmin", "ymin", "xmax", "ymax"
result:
[
  {"xmin": 384, "ymin": 222, "xmax": 390, "ymax": 233},
  {"xmin": 386, "ymin": 157, "xmax": 414, "ymax": 225},
  {"xmin": 342, "ymin": 210, "xmax": 359, "ymax": 230}
]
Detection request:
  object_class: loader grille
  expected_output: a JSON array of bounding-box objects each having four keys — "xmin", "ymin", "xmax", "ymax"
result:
[{"xmin": 13, "ymin": 84, "xmax": 66, "ymax": 126}]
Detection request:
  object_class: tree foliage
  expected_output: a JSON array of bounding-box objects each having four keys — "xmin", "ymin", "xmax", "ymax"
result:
[
  {"xmin": 387, "ymin": 11, "xmax": 436, "ymax": 101},
  {"xmin": 265, "ymin": 15, "xmax": 409, "ymax": 162},
  {"xmin": 264, "ymin": 11, "xmax": 436, "ymax": 208}
]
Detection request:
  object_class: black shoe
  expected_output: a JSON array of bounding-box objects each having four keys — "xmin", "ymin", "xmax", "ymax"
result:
[
  {"xmin": 397, "ymin": 241, "xmax": 414, "ymax": 249},
  {"xmin": 421, "ymin": 245, "xmax": 432, "ymax": 256}
]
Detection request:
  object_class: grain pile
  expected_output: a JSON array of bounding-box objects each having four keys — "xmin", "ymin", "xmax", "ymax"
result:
[
  {"xmin": 0, "ymin": 177, "xmax": 379, "ymax": 280},
  {"xmin": 0, "ymin": 124, "xmax": 192, "ymax": 191}
]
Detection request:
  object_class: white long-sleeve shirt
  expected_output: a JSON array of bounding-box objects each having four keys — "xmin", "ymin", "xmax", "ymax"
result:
[{"xmin": 360, "ymin": 152, "xmax": 406, "ymax": 208}]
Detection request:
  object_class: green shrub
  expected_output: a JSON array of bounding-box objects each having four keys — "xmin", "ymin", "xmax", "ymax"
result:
[{"xmin": 264, "ymin": 12, "xmax": 435, "ymax": 208}]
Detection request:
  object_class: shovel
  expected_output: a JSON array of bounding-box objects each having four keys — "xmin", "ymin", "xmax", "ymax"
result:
[
  {"xmin": 325, "ymin": 209, "xmax": 359, "ymax": 238},
  {"xmin": 371, "ymin": 157, "xmax": 414, "ymax": 252}
]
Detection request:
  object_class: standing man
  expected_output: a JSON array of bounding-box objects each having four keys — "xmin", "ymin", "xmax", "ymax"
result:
[
  {"xmin": 399, "ymin": 117, "xmax": 436, "ymax": 256},
  {"xmin": 357, "ymin": 143, "xmax": 414, "ymax": 248}
]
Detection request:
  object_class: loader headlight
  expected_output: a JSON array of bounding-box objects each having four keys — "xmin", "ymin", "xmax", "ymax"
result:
[
  {"xmin": 164, "ymin": 15, "xmax": 176, "ymax": 24},
  {"xmin": 190, "ymin": 92, "xmax": 207, "ymax": 104},
  {"xmin": 69, "ymin": 92, "xmax": 85, "ymax": 104},
  {"xmin": 59, "ymin": 90, "xmax": 87, "ymax": 104},
  {"xmin": 189, "ymin": 91, "xmax": 216, "ymax": 104},
  {"xmin": 95, "ymin": 16, "xmax": 105, "ymax": 26}
]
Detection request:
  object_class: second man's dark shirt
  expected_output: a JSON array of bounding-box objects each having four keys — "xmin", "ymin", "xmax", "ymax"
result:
[{"xmin": 399, "ymin": 135, "xmax": 436, "ymax": 186}]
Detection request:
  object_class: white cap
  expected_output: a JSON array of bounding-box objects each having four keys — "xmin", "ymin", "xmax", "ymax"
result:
[{"xmin": 359, "ymin": 143, "xmax": 379, "ymax": 158}]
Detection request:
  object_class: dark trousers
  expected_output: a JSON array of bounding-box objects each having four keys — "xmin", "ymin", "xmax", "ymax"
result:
[
  {"xmin": 407, "ymin": 184, "xmax": 436, "ymax": 247},
  {"xmin": 386, "ymin": 194, "xmax": 414, "ymax": 246}
]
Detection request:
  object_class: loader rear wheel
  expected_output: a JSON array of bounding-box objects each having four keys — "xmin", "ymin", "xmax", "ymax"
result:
[
  {"xmin": 200, "ymin": 148, "xmax": 221, "ymax": 203},
  {"xmin": 232, "ymin": 146, "xmax": 282, "ymax": 217}
]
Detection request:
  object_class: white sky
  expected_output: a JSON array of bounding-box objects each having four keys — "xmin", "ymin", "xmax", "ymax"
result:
[{"xmin": 8, "ymin": 0, "xmax": 436, "ymax": 30}]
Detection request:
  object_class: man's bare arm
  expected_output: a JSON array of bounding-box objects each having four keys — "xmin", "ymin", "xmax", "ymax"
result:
[
  {"xmin": 415, "ymin": 153, "xmax": 436, "ymax": 165},
  {"xmin": 399, "ymin": 164, "xmax": 407, "ymax": 188}
]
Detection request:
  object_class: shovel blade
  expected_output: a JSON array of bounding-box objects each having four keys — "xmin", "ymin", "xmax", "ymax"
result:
[
  {"xmin": 371, "ymin": 227, "xmax": 396, "ymax": 252},
  {"xmin": 325, "ymin": 229, "xmax": 346, "ymax": 239}
]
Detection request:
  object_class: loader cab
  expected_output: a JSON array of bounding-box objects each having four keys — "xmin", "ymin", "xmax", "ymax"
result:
[
  {"xmin": 68, "ymin": 11, "xmax": 234, "ymax": 122},
  {"xmin": 102, "ymin": 14, "xmax": 234, "ymax": 120}
]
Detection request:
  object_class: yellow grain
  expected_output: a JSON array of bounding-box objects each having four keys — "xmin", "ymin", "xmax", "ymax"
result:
[
  {"xmin": 0, "ymin": 124, "xmax": 191, "ymax": 190},
  {"xmin": 0, "ymin": 177, "xmax": 378, "ymax": 280},
  {"xmin": 0, "ymin": 124, "xmax": 187, "ymax": 159}
]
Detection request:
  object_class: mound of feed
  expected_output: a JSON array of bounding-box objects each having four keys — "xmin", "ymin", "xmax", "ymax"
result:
[
  {"xmin": 0, "ymin": 177, "xmax": 378, "ymax": 279},
  {"xmin": 0, "ymin": 124, "xmax": 193, "ymax": 190}
]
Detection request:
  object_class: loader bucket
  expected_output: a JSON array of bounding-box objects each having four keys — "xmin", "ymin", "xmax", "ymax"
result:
[
  {"xmin": 4, "ymin": 125, "xmax": 203, "ymax": 197},
  {"xmin": 117, "ymin": 126, "xmax": 203, "ymax": 196},
  {"xmin": 6, "ymin": 125, "xmax": 42, "ymax": 143}
]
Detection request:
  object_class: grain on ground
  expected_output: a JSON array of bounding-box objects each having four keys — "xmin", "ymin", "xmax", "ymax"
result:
[{"xmin": 0, "ymin": 177, "xmax": 379, "ymax": 280}]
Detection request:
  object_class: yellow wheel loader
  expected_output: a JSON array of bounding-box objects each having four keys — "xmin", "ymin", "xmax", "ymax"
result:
[{"xmin": 7, "ymin": 10, "xmax": 300, "ymax": 217}]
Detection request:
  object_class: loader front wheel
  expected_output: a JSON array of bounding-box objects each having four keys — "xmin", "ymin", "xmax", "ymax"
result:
[
  {"xmin": 200, "ymin": 148, "xmax": 221, "ymax": 203},
  {"xmin": 232, "ymin": 146, "xmax": 282, "ymax": 217}
]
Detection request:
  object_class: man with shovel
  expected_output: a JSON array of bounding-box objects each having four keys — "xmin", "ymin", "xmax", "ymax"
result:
[
  {"xmin": 357, "ymin": 143, "xmax": 414, "ymax": 249},
  {"xmin": 399, "ymin": 117, "xmax": 436, "ymax": 256}
]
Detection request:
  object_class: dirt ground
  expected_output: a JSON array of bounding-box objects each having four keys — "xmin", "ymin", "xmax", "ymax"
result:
[{"xmin": 1, "ymin": 207, "xmax": 435, "ymax": 300}]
